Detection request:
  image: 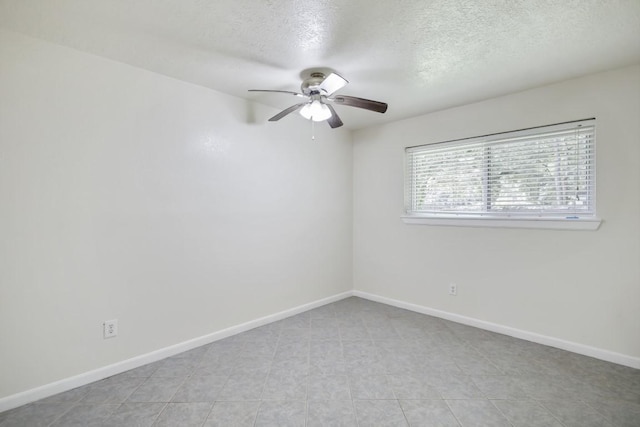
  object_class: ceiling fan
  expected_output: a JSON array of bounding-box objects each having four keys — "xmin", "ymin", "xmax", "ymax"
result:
[{"xmin": 248, "ymin": 72, "xmax": 388, "ymax": 129}]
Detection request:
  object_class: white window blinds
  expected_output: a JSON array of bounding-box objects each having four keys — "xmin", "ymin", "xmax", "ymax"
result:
[{"xmin": 405, "ymin": 120, "xmax": 596, "ymax": 218}]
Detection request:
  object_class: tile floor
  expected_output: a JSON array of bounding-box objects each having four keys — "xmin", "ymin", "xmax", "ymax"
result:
[{"xmin": 1, "ymin": 297, "xmax": 639, "ymax": 426}]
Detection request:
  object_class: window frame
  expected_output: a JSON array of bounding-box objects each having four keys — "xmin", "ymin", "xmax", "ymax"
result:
[{"xmin": 402, "ymin": 119, "xmax": 601, "ymax": 230}]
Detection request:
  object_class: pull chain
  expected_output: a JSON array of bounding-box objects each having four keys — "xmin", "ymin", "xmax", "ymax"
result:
[{"xmin": 311, "ymin": 118, "xmax": 315, "ymax": 140}]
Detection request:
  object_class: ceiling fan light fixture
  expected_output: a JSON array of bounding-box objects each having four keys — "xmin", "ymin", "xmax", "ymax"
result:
[
  {"xmin": 300, "ymin": 100, "xmax": 332, "ymax": 122},
  {"xmin": 250, "ymin": 71, "xmax": 387, "ymax": 129}
]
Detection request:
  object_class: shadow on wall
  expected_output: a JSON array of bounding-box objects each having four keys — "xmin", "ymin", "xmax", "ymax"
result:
[{"xmin": 245, "ymin": 100, "xmax": 258, "ymax": 124}]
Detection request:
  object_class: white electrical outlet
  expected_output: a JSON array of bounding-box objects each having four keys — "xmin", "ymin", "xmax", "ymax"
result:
[
  {"xmin": 104, "ymin": 319, "xmax": 118, "ymax": 339},
  {"xmin": 449, "ymin": 284, "xmax": 457, "ymax": 296}
]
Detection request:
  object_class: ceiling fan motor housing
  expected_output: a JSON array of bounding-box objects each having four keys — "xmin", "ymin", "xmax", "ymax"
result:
[{"xmin": 301, "ymin": 72, "xmax": 327, "ymax": 96}]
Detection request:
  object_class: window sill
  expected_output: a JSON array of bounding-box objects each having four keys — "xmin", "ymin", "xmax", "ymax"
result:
[{"xmin": 401, "ymin": 215, "xmax": 602, "ymax": 230}]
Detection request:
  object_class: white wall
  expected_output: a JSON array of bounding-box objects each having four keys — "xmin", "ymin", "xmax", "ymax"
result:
[
  {"xmin": 353, "ymin": 65, "xmax": 640, "ymax": 362},
  {"xmin": 0, "ymin": 30, "xmax": 353, "ymax": 399}
]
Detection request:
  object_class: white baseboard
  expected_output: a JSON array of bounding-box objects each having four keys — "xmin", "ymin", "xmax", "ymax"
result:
[
  {"xmin": 0, "ymin": 291, "xmax": 353, "ymax": 413},
  {"xmin": 4, "ymin": 289, "xmax": 637, "ymax": 412},
  {"xmin": 353, "ymin": 290, "xmax": 640, "ymax": 370}
]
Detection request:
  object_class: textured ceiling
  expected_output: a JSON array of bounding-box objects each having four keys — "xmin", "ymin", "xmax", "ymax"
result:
[{"xmin": 1, "ymin": 0, "xmax": 639, "ymax": 130}]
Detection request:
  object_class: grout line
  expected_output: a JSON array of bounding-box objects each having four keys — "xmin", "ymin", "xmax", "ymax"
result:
[
  {"xmin": 148, "ymin": 402, "xmax": 169, "ymax": 427},
  {"xmin": 487, "ymin": 398, "xmax": 516, "ymax": 427}
]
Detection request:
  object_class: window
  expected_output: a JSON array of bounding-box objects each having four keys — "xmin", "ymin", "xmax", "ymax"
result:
[{"xmin": 403, "ymin": 119, "xmax": 600, "ymax": 230}]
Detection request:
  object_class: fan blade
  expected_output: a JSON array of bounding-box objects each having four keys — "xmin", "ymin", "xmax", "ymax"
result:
[
  {"xmin": 329, "ymin": 95, "xmax": 388, "ymax": 113},
  {"xmin": 318, "ymin": 73, "xmax": 348, "ymax": 96},
  {"xmin": 325, "ymin": 104, "xmax": 344, "ymax": 128},
  {"xmin": 268, "ymin": 103, "xmax": 308, "ymax": 121},
  {"xmin": 249, "ymin": 89, "xmax": 305, "ymax": 98}
]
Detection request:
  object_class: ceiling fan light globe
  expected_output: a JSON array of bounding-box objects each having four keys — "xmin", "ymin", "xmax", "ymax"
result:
[
  {"xmin": 299, "ymin": 103, "xmax": 312, "ymax": 120},
  {"xmin": 300, "ymin": 100, "xmax": 332, "ymax": 122},
  {"xmin": 313, "ymin": 103, "xmax": 332, "ymax": 122}
]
